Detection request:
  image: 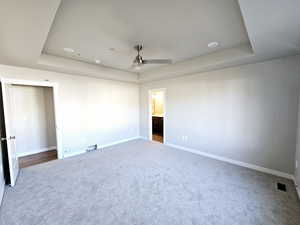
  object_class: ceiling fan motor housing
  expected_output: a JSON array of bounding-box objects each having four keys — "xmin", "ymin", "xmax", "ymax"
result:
[
  {"xmin": 133, "ymin": 44, "xmax": 172, "ymax": 67},
  {"xmin": 134, "ymin": 55, "xmax": 143, "ymax": 64},
  {"xmin": 134, "ymin": 45, "xmax": 144, "ymax": 65}
]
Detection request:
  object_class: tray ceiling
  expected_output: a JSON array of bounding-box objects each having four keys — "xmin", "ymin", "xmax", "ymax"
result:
[{"xmin": 43, "ymin": 0, "xmax": 250, "ymax": 72}]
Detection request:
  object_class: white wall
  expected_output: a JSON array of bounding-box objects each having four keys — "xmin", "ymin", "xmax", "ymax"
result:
[
  {"xmin": 1, "ymin": 55, "xmax": 299, "ymax": 177},
  {"xmin": 11, "ymin": 85, "xmax": 56, "ymax": 157},
  {"xmin": 0, "ymin": 64, "xmax": 139, "ymax": 157},
  {"xmin": 44, "ymin": 87, "xmax": 57, "ymax": 148},
  {"xmin": 140, "ymin": 55, "xmax": 300, "ymax": 174}
]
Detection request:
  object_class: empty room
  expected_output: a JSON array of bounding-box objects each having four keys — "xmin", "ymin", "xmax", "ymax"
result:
[{"xmin": 0, "ymin": 0, "xmax": 300, "ymax": 224}]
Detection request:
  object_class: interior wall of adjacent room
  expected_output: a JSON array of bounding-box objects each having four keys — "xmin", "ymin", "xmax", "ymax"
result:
[
  {"xmin": 0, "ymin": 65, "xmax": 139, "ymax": 156},
  {"xmin": 152, "ymin": 91, "xmax": 164, "ymax": 115},
  {"xmin": 11, "ymin": 85, "xmax": 56, "ymax": 157},
  {"xmin": 140, "ymin": 55, "xmax": 300, "ymax": 174},
  {"xmin": 44, "ymin": 87, "xmax": 57, "ymax": 148}
]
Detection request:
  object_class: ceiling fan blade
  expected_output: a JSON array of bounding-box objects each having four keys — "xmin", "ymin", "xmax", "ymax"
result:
[{"xmin": 143, "ymin": 59, "xmax": 172, "ymax": 64}]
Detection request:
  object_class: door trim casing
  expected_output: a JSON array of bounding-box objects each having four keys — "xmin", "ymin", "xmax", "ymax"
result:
[{"xmin": 0, "ymin": 78, "xmax": 63, "ymax": 186}]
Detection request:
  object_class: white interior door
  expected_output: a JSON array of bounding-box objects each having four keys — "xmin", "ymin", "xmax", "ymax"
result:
[{"xmin": 1, "ymin": 83, "xmax": 19, "ymax": 186}]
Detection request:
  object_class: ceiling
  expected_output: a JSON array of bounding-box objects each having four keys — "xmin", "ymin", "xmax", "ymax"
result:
[
  {"xmin": 0, "ymin": 0, "xmax": 61, "ymax": 66},
  {"xmin": 43, "ymin": 0, "xmax": 249, "ymax": 72},
  {"xmin": 0, "ymin": 0, "xmax": 300, "ymax": 82}
]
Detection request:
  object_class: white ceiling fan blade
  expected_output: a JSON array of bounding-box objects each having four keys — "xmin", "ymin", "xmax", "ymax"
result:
[{"xmin": 143, "ymin": 59, "xmax": 172, "ymax": 64}]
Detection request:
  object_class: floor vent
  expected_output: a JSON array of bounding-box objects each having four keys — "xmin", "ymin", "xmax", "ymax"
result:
[
  {"xmin": 277, "ymin": 183, "xmax": 287, "ymax": 192},
  {"xmin": 86, "ymin": 144, "xmax": 98, "ymax": 152}
]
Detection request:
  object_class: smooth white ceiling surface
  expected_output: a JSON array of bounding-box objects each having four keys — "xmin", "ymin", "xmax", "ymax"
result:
[
  {"xmin": 43, "ymin": 0, "xmax": 249, "ymax": 72},
  {"xmin": 0, "ymin": 0, "xmax": 137, "ymax": 82},
  {"xmin": 140, "ymin": 0, "xmax": 300, "ymax": 81},
  {"xmin": 0, "ymin": 0, "xmax": 61, "ymax": 66},
  {"xmin": 239, "ymin": 0, "xmax": 300, "ymax": 58}
]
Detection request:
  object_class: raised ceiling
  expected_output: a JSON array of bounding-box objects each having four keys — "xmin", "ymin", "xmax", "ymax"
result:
[{"xmin": 43, "ymin": 0, "xmax": 250, "ymax": 72}]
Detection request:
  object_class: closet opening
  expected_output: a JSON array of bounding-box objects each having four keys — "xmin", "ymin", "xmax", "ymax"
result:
[
  {"xmin": 0, "ymin": 79, "xmax": 62, "ymax": 186},
  {"xmin": 12, "ymin": 85, "xmax": 57, "ymax": 168}
]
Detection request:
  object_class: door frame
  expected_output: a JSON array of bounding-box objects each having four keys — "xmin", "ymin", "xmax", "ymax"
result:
[
  {"xmin": 0, "ymin": 78, "xmax": 63, "ymax": 161},
  {"xmin": 148, "ymin": 88, "xmax": 166, "ymax": 143}
]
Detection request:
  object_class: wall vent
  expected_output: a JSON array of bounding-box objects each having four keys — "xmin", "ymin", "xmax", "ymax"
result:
[
  {"xmin": 277, "ymin": 183, "xmax": 287, "ymax": 192},
  {"xmin": 86, "ymin": 144, "xmax": 98, "ymax": 152}
]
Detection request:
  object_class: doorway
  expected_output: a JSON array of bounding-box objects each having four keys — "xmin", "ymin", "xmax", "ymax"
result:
[
  {"xmin": 0, "ymin": 79, "xmax": 62, "ymax": 186},
  {"xmin": 149, "ymin": 89, "xmax": 166, "ymax": 143},
  {"xmin": 12, "ymin": 85, "xmax": 57, "ymax": 168}
]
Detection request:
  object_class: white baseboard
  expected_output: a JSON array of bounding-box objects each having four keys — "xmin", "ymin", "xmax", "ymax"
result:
[
  {"xmin": 17, "ymin": 146, "xmax": 57, "ymax": 157},
  {"xmin": 142, "ymin": 138, "xmax": 300, "ymax": 198},
  {"xmin": 293, "ymin": 177, "xmax": 300, "ymax": 199},
  {"xmin": 63, "ymin": 149, "xmax": 86, "ymax": 158},
  {"xmin": 99, "ymin": 136, "xmax": 140, "ymax": 149},
  {"xmin": 139, "ymin": 136, "xmax": 149, "ymax": 140},
  {"xmin": 165, "ymin": 142, "xmax": 294, "ymax": 180},
  {"xmin": 63, "ymin": 136, "xmax": 141, "ymax": 158},
  {"xmin": 296, "ymin": 187, "xmax": 300, "ymax": 200}
]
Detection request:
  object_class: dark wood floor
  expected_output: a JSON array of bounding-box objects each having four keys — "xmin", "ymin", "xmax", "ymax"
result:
[
  {"xmin": 19, "ymin": 150, "xmax": 57, "ymax": 168},
  {"xmin": 153, "ymin": 133, "xmax": 163, "ymax": 143}
]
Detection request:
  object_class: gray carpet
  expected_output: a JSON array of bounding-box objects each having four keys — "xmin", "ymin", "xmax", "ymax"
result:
[{"xmin": 1, "ymin": 139, "xmax": 300, "ymax": 225}]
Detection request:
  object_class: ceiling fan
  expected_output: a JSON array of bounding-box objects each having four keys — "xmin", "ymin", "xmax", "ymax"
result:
[{"xmin": 132, "ymin": 45, "xmax": 172, "ymax": 70}]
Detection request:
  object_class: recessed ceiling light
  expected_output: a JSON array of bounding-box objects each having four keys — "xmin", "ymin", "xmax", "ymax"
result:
[
  {"xmin": 208, "ymin": 42, "xmax": 219, "ymax": 48},
  {"xmin": 63, "ymin": 47, "xmax": 75, "ymax": 53},
  {"xmin": 95, "ymin": 59, "xmax": 101, "ymax": 64}
]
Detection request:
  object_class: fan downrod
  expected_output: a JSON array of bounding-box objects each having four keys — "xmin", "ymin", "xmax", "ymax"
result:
[{"xmin": 134, "ymin": 45, "xmax": 143, "ymax": 52}]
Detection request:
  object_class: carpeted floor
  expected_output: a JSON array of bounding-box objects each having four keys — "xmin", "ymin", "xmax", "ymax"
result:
[{"xmin": 1, "ymin": 139, "xmax": 300, "ymax": 225}]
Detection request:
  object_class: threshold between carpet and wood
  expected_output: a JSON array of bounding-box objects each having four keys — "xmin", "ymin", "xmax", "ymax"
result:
[{"xmin": 0, "ymin": 139, "xmax": 299, "ymax": 225}]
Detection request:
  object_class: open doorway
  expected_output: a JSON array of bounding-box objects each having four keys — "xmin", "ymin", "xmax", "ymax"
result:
[
  {"xmin": 0, "ymin": 79, "xmax": 62, "ymax": 186},
  {"xmin": 149, "ymin": 89, "xmax": 165, "ymax": 143},
  {"xmin": 11, "ymin": 85, "xmax": 57, "ymax": 168}
]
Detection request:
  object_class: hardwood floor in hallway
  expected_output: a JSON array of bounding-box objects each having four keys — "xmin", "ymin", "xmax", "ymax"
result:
[{"xmin": 18, "ymin": 150, "xmax": 57, "ymax": 168}]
